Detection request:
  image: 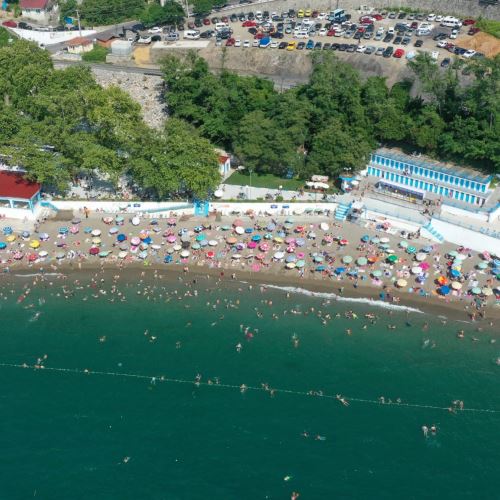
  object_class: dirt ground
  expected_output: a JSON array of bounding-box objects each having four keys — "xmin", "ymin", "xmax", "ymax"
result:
[{"xmin": 456, "ymin": 32, "xmax": 500, "ymax": 58}]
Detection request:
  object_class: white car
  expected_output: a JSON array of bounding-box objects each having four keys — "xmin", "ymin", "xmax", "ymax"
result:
[
  {"xmin": 449, "ymin": 29, "xmax": 458, "ymax": 39},
  {"xmin": 406, "ymin": 50, "xmax": 416, "ymax": 59},
  {"xmin": 318, "ymin": 12, "xmax": 327, "ymax": 20},
  {"xmin": 356, "ymin": 44, "xmax": 366, "ymax": 53},
  {"xmin": 270, "ymin": 41, "xmax": 278, "ymax": 48},
  {"xmin": 388, "ymin": 27, "xmax": 395, "ymax": 35},
  {"xmin": 431, "ymin": 51, "xmax": 439, "ymax": 60},
  {"xmin": 318, "ymin": 28, "xmax": 328, "ymax": 36},
  {"xmin": 137, "ymin": 35, "xmax": 152, "ymax": 44},
  {"xmin": 243, "ymin": 39, "xmax": 250, "ymax": 47},
  {"xmin": 463, "ymin": 49, "xmax": 476, "ymax": 58},
  {"xmin": 255, "ymin": 11, "xmax": 262, "ymax": 20},
  {"xmin": 435, "ymin": 15, "xmax": 443, "ymax": 22},
  {"xmin": 427, "ymin": 14, "xmax": 436, "ymax": 21},
  {"xmin": 148, "ymin": 27, "xmax": 162, "ymax": 34},
  {"xmin": 377, "ymin": 27, "xmax": 384, "ymax": 34},
  {"xmin": 252, "ymin": 39, "xmax": 259, "ymax": 47},
  {"xmin": 437, "ymin": 41, "xmax": 447, "ymax": 48},
  {"xmin": 234, "ymin": 39, "xmax": 241, "ymax": 47}
]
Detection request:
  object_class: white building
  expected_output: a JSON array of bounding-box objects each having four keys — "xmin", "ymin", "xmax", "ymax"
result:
[{"xmin": 19, "ymin": 0, "xmax": 58, "ymax": 24}]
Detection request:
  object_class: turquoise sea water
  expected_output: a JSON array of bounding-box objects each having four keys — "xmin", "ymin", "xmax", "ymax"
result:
[{"xmin": 0, "ymin": 273, "xmax": 499, "ymax": 500}]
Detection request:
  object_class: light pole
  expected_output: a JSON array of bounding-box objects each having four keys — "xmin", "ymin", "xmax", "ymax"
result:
[{"xmin": 249, "ymin": 168, "xmax": 253, "ymax": 200}]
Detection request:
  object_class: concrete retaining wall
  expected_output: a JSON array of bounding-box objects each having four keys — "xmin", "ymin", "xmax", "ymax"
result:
[{"xmin": 218, "ymin": 0, "xmax": 500, "ymax": 21}]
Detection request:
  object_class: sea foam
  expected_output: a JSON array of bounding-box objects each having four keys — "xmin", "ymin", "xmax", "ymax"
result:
[{"xmin": 262, "ymin": 284, "xmax": 424, "ymax": 314}]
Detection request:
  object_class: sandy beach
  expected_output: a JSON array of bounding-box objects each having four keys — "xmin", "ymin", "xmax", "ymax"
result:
[{"xmin": 1, "ymin": 209, "xmax": 499, "ymax": 322}]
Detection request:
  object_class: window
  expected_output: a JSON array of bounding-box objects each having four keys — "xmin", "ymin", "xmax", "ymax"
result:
[
  {"xmin": 481, "ymin": 185, "xmax": 486, "ymax": 192},
  {"xmin": 470, "ymin": 182, "xmax": 475, "ymax": 190},
  {"xmin": 465, "ymin": 180, "xmax": 470, "ymax": 188},
  {"xmin": 390, "ymin": 160, "xmax": 395, "ymax": 167},
  {"xmin": 444, "ymin": 175, "xmax": 449, "ymax": 182},
  {"xmin": 460, "ymin": 179, "xmax": 464, "ymax": 187}
]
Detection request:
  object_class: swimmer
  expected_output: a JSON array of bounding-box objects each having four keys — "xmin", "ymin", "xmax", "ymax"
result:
[
  {"xmin": 430, "ymin": 425, "xmax": 437, "ymax": 435},
  {"xmin": 315, "ymin": 435, "xmax": 326, "ymax": 441},
  {"xmin": 422, "ymin": 425, "xmax": 429, "ymax": 438},
  {"xmin": 336, "ymin": 394, "xmax": 349, "ymax": 406},
  {"xmin": 291, "ymin": 493, "xmax": 300, "ymax": 500},
  {"xmin": 236, "ymin": 342, "xmax": 242, "ymax": 353}
]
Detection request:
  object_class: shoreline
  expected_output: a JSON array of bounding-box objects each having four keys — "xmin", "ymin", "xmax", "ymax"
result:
[{"xmin": 9, "ymin": 262, "xmax": 500, "ymax": 322}]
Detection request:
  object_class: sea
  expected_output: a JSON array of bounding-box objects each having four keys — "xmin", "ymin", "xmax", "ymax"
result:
[{"xmin": 0, "ymin": 272, "xmax": 499, "ymax": 500}]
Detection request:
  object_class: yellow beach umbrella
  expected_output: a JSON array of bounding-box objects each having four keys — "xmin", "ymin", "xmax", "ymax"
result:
[
  {"xmin": 29, "ymin": 240, "xmax": 40, "ymax": 248},
  {"xmin": 6, "ymin": 235, "xmax": 16, "ymax": 242}
]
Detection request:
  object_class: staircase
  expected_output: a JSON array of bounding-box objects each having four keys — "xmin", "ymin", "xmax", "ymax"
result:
[
  {"xmin": 421, "ymin": 222, "xmax": 444, "ymax": 243},
  {"xmin": 335, "ymin": 202, "xmax": 351, "ymax": 221}
]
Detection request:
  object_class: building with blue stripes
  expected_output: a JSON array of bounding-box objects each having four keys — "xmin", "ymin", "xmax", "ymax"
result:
[{"xmin": 366, "ymin": 148, "xmax": 492, "ymax": 207}]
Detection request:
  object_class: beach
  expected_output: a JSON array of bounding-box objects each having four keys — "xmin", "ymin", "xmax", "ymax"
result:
[{"xmin": 1, "ymin": 208, "xmax": 499, "ymax": 321}]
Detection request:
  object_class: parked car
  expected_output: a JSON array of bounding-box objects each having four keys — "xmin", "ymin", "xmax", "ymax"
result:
[
  {"xmin": 468, "ymin": 27, "xmax": 480, "ymax": 35},
  {"xmin": 278, "ymin": 41, "xmax": 288, "ymax": 49},
  {"xmin": 463, "ymin": 19, "xmax": 476, "ymax": 26},
  {"xmin": 242, "ymin": 20, "xmax": 257, "ymax": 27},
  {"xmin": 441, "ymin": 57, "xmax": 451, "ymax": 67},
  {"xmin": 314, "ymin": 41, "xmax": 322, "ymax": 49},
  {"xmin": 259, "ymin": 37, "xmax": 271, "ymax": 48},
  {"xmin": 306, "ymin": 39, "xmax": 314, "ymax": 49},
  {"xmin": 431, "ymin": 50, "xmax": 439, "ymax": 60},
  {"xmin": 243, "ymin": 39, "xmax": 250, "ymax": 47},
  {"xmin": 356, "ymin": 44, "xmax": 366, "ymax": 52},
  {"xmin": 414, "ymin": 39, "xmax": 424, "ymax": 47},
  {"xmin": 137, "ymin": 35, "xmax": 152, "ymax": 44},
  {"xmin": 463, "ymin": 49, "xmax": 476, "ymax": 58},
  {"xmin": 393, "ymin": 48, "xmax": 405, "ymax": 58},
  {"xmin": 375, "ymin": 46, "xmax": 385, "ymax": 55},
  {"xmin": 297, "ymin": 41, "xmax": 305, "ymax": 49},
  {"xmin": 364, "ymin": 45, "xmax": 376, "ymax": 54},
  {"xmin": 383, "ymin": 46, "xmax": 394, "ymax": 57}
]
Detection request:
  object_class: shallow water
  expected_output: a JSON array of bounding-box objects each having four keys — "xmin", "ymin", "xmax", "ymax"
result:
[{"xmin": 0, "ymin": 276, "xmax": 499, "ymax": 499}]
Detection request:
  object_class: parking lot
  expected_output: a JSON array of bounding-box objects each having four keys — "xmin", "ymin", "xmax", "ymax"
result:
[{"xmin": 135, "ymin": 9, "xmax": 483, "ymax": 66}]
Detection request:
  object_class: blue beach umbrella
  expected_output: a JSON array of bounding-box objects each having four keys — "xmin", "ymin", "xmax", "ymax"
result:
[
  {"xmin": 361, "ymin": 235, "xmax": 370, "ymax": 242},
  {"xmin": 422, "ymin": 246, "xmax": 433, "ymax": 253},
  {"xmin": 252, "ymin": 235, "xmax": 261, "ymax": 242},
  {"xmin": 0, "ymin": 242, "xmax": 6, "ymax": 250},
  {"xmin": 295, "ymin": 238, "xmax": 306, "ymax": 247},
  {"xmin": 245, "ymin": 227, "xmax": 253, "ymax": 234},
  {"xmin": 316, "ymin": 265, "xmax": 327, "ymax": 272},
  {"xmin": 450, "ymin": 269, "xmax": 461, "ymax": 278},
  {"xmin": 439, "ymin": 285, "xmax": 451, "ymax": 295},
  {"xmin": 296, "ymin": 260, "xmax": 305, "ymax": 268},
  {"xmin": 286, "ymin": 255, "xmax": 297, "ymax": 263},
  {"xmin": 191, "ymin": 243, "xmax": 201, "ymax": 250},
  {"xmin": 407, "ymin": 246, "xmax": 417, "ymax": 254},
  {"xmin": 277, "ymin": 231, "xmax": 286, "ymax": 238},
  {"xmin": 143, "ymin": 237, "xmax": 152, "ymax": 245},
  {"xmin": 84, "ymin": 227, "xmax": 92, "ymax": 234},
  {"xmin": 334, "ymin": 266, "xmax": 345, "ymax": 274},
  {"xmin": 117, "ymin": 234, "xmax": 127, "ymax": 242},
  {"xmin": 3, "ymin": 226, "xmax": 12, "ymax": 235},
  {"xmin": 196, "ymin": 234, "xmax": 206, "ymax": 241},
  {"xmin": 200, "ymin": 240, "xmax": 208, "ymax": 247},
  {"xmin": 59, "ymin": 227, "xmax": 69, "ymax": 234},
  {"xmin": 493, "ymin": 259, "xmax": 500, "ymax": 267},
  {"xmin": 164, "ymin": 255, "xmax": 173, "ymax": 263},
  {"xmin": 264, "ymin": 233, "xmax": 273, "ymax": 240},
  {"xmin": 266, "ymin": 223, "xmax": 276, "ymax": 231}
]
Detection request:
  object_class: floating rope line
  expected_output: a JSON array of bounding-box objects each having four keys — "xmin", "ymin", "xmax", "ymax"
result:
[{"xmin": 1, "ymin": 362, "xmax": 499, "ymax": 415}]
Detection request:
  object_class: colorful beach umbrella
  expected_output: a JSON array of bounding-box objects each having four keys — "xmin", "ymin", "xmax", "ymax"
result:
[
  {"xmin": 439, "ymin": 285, "xmax": 450, "ymax": 295},
  {"xmin": 357, "ymin": 257, "xmax": 368, "ymax": 266},
  {"xmin": 371, "ymin": 270, "xmax": 383, "ymax": 277},
  {"xmin": 342, "ymin": 255, "xmax": 353, "ymax": 264},
  {"xmin": 387, "ymin": 254, "xmax": 398, "ymax": 263}
]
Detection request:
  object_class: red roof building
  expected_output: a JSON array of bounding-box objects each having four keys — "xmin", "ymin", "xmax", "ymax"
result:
[
  {"xmin": 19, "ymin": 0, "xmax": 49, "ymax": 9},
  {"xmin": 0, "ymin": 171, "xmax": 41, "ymax": 212}
]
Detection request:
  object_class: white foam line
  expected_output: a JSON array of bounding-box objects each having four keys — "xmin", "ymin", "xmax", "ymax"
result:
[{"xmin": 263, "ymin": 284, "xmax": 423, "ymax": 313}]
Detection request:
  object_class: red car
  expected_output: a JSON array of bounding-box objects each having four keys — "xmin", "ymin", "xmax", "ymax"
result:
[
  {"xmin": 202, "ymin": 18, "xmax": 210, "ymax": 25},
  {"xmin": 393, "ymin": 48, "xmax": 405, "ymax": 58},
  {"xmin": 2, "ymin": 20, "xmax": 17, "ymax": 28},
  {"xmin": 463, "ymin": 19, "xmax": 476, "ymax": 26},
  {"xmin": 327, "ymin": 29, "xmax": 336, "ymax": 36},
  {"xmin": 242, "ymin": 20, "xmax": 257, "ymax": 27},
  {"xmin": 359, "ymin": 16, "xmax": 373, "ymax": 24},
  {"xmin": 221, "ymin": 16, "xmax": 228, "ymax": 23},
  {"xmin": 254, "ymin": 32, "xmax": 264, "ymax": 39},
  {"xmin": 372, "ymin": 14, "xmax": 383, "ymax": 21},
  {"xmin": 312, "ymin": 10, "xmax": 319, "ymax": 18},
  {"xmin": 226, "ymin": 37, "xmax": 235, "ymax": 46},
  {"xmin": 468, "ymin": 27, "xmax": 480, "ymax": 35}
]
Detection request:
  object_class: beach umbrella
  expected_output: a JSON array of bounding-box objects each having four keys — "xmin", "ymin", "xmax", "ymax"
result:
[
  {"xmin": 29, "ymin": 240, "xmax": 40, "ymax": 249},
  {"xmin": 264, "ymin": 233, "xmax": 273, "ymax": 240},
  {"xmin": 286, "ymin": 254, "xmax": 297, "ymax": 263},
  {"xmin": 118, "ymin": 251, "xmax": 128, "ymax": 259},
  {"xmin": 255, "ymin": 253, "xmax": 265, "ymax": 260},
  {"xmin": 0, "ymin": 242, "xmax": 6, "ymax": 250},
  {"xmin": 200, "ymin": 240, "xmax": 209, "ymax": 248},
  {"xmin": 451, "ymin": 281, "xmax": 462, "ymax": 290},
  {"xmin": 380, "ymin": 237, "xmax": 390, "ymax": 243},
  {"xmin": 196, "ymin": 234, "xmax": 206, "ymax": 242},
  {"xmin": 38, "ymin": 250, "xmax": 48, "ymax": 258},
  {"xmin": 437, "ymin": 276, "xmax": 448, "ymax": 285},
  {"xmin": 274, "ymin": 236, "xmax": 284, "ymax": 243},
  {"xmin": 115, "ymin": 215, "xmax": 124, "ymax": 224},
  {"xmin": 411, "ymin": 266, "xmax": 422, "ymax": 274},
  {"xmin": 55, "ymin": 251, "xmax": 66, "ymax": 259},
  {"xmin": 286, "ymin": 262, "xmax": 297, "ymax": 269},
  {"xmin": 361, "ymin": 235, "xmax": 370, "ymax": 242},
  {"xmin": 117, "ymin": 234, "xmax": 127, "ymax": 242},
  {"xmin": 371, "ymin": 270, "xmax": 383, "ymax": 277},
  {"xmin": 415, "ymin": 252, "xmax": 427, "ymax": 261},
  {"xmin": 99, "ymin": 251, "xmax": 111, "ymax": 258},
  {"xmin": 419, "ymin": 262, "xmax": 430, "ymax": 270},
  {"xmin": 248, "ymin": 241, "xmax": 257, "ymax": 249},
  {"xmin": 6, "ymin": 235, "xmax": 16, "ymax": 242},
  {"xmin": 236, "ymin": 242, "xmax": 246, "ymax": 250},
  {"xmin": 482, "ymin": 287, "xmax": 493, "ymax": 296},
  {"xmin": 323, "ymin": 235, "xmax": 334, "ymax": 244},
  {"xmin": 131, "ymin": 216, "xmax": 140, "ymax": 226},
  {"xmin": 371, "ymin": 237, "xmax": 380, "ymax": 244},
  {"xmin": 493, "ymin": 259, "xmax": 500, "ymax": 267},
  {"xmin": 180, "ymin": 250, "xmax": 190, "ymax": 258},
  {"xmin": 342, "ymin": 255, "xmax": 353, "ymax": 264},
  {"xmin": 84, "ymin": 227, "xmax": 92, "ymax": 234},
  {"xmin": 296, "ymin": 260, "xmax": 305, "ymax": 268},
  {"xmin": 315, "ymin": 265, "xmax": 326, "ymax": 271},
  {"xmin": 232, "ymin": 254, "xmax": 242, "ymax": 259},
  {"xmin": 244, "ymin": 228, "xmax": 253, "ymax": 234},
  {"xmin": 285, "ymin": 236, "xmax": 295, "ymax": 244},
  {"xmin": 387, "ymin": 254, "xmax": 398, "ymax": 263},
  {"xmin": 138, "ymin": 250, "xmax": 148, "ymax": 260},
  {"xmin": 422, "ymin": 246, "xmax": 433, "ymax": 253},
  {"xmin": 471, "ymin": 287, "xmax": 481, "ymax": 295},
  {"xmin": 357, "ymin": 256, "xmax": 368, "ymax": 266},
  {"xmin": 266, "ymin": 223, "xmax": 276, "ymax": 231},
  {"xmin": 396, "ymin": 279, "xmax": 407, "ymax": 288},
  {"xmin": 339, "ymin": 239, "xmax": 348, "ymax": 246},
  {"xmin": 492, "ymin": 268, "xmax": 500, "ymax": 276},
  {"xmin": 2, "ymin": 226, "xmax": 12, "ymax": 235},
  {"xmin": 235, "ymin": 226, "xmax": 244, "ymax": 235},
  {"xmin": 308, "ymin": 232, "xmax": 317, "ymax": 240},
  {"xmin": 68, "ymin": 225, "xmax": 79, "ymax": 234},
  {"xmin": 320, "ymin": 222, "xmax": 329, "ymax": 231},
  {"xmin": 129, "ymin": 237, "xmax": 139, "ymax": 246},
  {"xmin": 208, "ymin": 240, "xmax": 218, "ymax": 246},
  {"xmin": 92, "ymin": 237, "xmax": 101, "ymax": 245},
  {"xmin": 251, "ymin": 263, "xmax": 261, "ymax": 272},
  {"xmin": 259, "ymin": 243, "xmax": 269, "ymax": 251},
  {"xmin": 314, "ymin": 255, "xmax": 324, "ymax": 262},
  {"xmin": 252, "ymin": 235, "xmax": 261, "ymax": 242},
  {"xmin": 166, "ymin": 235, "xmax": 176, "ymax": 243},
  {"xmin": 109, "ymin": 227, "xmax": 118, "ymax": 235},
  {"xmin": 399, "ymin": 240, "xmax": 408, "ymax": 248},
  {"xmin": 233, "ymin": 219, "xmax": 243, "ymax": 227},
  {"xmin": 191, "ymin": 243, "xmax": 201, "ymax": 250},
  {"xmin": 39, "ymin": 233, "xmax": 49, "ymax": 241},
  {"xmin": 450, "ymin": 269, "xmax": 461, "ymax": 278},
  {"xmin": 448, "ymin": 250, "xmax": 459, "ymax": 258},
  {"xmin": 295, "ymin": 226, "xmax": 305, "ymax": 233},
  {"xmin": 13, "ymin": 251, "xmax": 23, "ymax": 260},
  {"xmin": 90, "ymin": 229, "xmax": 100, "ymax": 237},
  {"xmin": 406, "ymin": 246, "xmax": 417, "ymax": 254},
  {"xmin": 286, "ymin": 245, "xmax": 296, "ymax": 253},
  {"xmin": 439, "ymin": 285, "xmax": 451, "ymax": 295},
  {"xmin": 21, "ymin": 230, "xmax": 30, "ymax": 239},
  {"xmin": 455, "ymin": 253, "xmax": 467, "ymax": 261},
  {"xmin": 477, "ymin": 262, "xmax": 488, "ymax": 269},
  {"xmin": 274, "ymin": 251, "xmax": 285, "ymax": 259},
  {"xmin": 59, "ymin": 227, "xmax": 69, "ymax": 235},
  {"xmin": 226, "ymin": 236, "xmax": 237, "ymax": 245},
  {"xmin": 89, "ymin": 246, "xmax": 99, "ymax": 255},
  {"xmin": 334, "ymin": 267, "xmax": 345, "ymax": 274},
  {"xmin": 379, "ymin": 243, "xmax": 390, "ymax": 250},
  {"xmin": 295, "ymin": 238, "xmax": 306, "ymax": 247}
]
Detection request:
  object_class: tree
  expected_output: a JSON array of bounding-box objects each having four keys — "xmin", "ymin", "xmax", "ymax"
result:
[
  {"xmin": 411, "ymin": 107, "xmax": 446, "ymax": 151},
  {"xmin": 81, "ymin": 0, "xmax": 145, "ymax": 24},
  {"xmin": 59, "ymin": 0, "xmax": 78, "ymax": 23},
  {"xmin": 140, "ymin": 1, "xmax": 184, "ymax": 27}
]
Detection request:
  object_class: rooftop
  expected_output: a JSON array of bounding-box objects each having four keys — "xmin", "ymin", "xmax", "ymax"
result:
[
  {"xmin": 0, "ymin": 171, "xmax": 41, "ymax": 199},
  {"xmin": 20, "ymin": 0, "xmax": 49, "ymax": 9},
  {"xmin": 67, "ymin": 36, "xmax": 93, "ymax": 47},
  {"xmin": 374, "ymin": 148, "xmax": 492, "ymax": 184}
]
